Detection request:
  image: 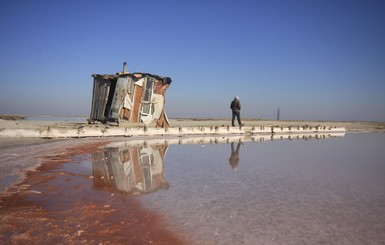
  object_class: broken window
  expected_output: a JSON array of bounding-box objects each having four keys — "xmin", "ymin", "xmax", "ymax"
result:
[{"xmin": 141, "ymin": 78, "xmax": 155, "ymax": 116}]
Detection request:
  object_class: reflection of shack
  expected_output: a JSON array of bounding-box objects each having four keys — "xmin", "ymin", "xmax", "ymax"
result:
[
  {"xmin": 89, "ymin": 63, "xmax": 172, "ymax": 127},
  {"xmin": 92, "ymin": 143, "xmax": 169, "ymax": 196}
]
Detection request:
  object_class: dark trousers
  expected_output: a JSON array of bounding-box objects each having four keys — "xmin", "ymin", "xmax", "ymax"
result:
[{"xmin": 232, "ymin": 110, "xmax": 242, "ymax": 126}]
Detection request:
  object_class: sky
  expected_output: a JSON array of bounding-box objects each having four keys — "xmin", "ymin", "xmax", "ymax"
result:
[{"xmin": 0, "ymin": 0, "xmax": 384, "ymax": 121}]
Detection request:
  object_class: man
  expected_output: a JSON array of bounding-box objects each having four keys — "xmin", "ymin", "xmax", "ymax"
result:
[{"xmin": 230, "ymin": 96, "xmax": 244, "ymax": 127}]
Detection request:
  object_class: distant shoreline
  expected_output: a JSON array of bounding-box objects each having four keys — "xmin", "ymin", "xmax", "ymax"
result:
[
  {"xmin": 0, "ymin": 114, "xmax": 26, "ymax": 120},
  {"xmin": 1, "ymin": 114, "xmax": 384, "ymax": 123}
]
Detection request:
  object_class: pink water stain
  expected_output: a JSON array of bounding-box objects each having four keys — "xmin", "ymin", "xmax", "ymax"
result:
[{"xmin": 1, "ymin": 133, "xmax": 385, "ymax": 244}]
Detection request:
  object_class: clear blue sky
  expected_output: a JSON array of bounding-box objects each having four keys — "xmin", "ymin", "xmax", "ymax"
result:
[{"xmin": 1, "ymin": 0, "xmax": 384, "ymax": 121}]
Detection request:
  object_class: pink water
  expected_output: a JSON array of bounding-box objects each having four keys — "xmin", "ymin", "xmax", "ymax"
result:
[{"xmin": 2, "ymin": 133, "xmax": 385, "ymax": 244}]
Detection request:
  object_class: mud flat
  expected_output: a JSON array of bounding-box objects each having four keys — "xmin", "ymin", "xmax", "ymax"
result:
[{"xmin": 0, "ymin": 139, "xmax": 187, "ymax": 244}]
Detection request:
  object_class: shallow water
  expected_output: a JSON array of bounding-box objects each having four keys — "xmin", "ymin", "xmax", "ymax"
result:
[
  {"xmin": 140, "ymin": 133, "xmax": 385, "ymax": 244},
  {"xmin": 2, "ymin": 133, "xmax": 385, "ymax": 244}
]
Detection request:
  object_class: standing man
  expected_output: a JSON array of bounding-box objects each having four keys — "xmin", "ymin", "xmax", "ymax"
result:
[{"xmin": 230, "ymin": 96, "xmax": 244, "ymax": 127}]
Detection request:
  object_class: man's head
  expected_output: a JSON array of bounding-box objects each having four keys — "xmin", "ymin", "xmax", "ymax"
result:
[{"xmin": 234, "ymin": 96, "xmax": 240, "ymax": 100}]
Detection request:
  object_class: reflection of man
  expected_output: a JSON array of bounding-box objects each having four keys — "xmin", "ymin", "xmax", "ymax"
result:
[{"xmin": 229, "ymin": 142, "xmax": 241, "ymax": 171}]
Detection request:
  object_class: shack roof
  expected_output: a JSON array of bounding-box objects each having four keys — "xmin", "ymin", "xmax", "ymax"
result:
[{"xmin": 92, "ymin": 72, "xmax": 172, "ymax": 85}]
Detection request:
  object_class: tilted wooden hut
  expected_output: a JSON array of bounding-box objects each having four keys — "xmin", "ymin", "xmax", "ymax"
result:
[{"xmin": 89, "ymin": 63, "xmax": 172, "ymax": 127}]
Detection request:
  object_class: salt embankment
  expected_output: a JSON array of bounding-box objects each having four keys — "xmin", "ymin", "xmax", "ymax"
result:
[{"xmin": 0, "ymin": 118, "xmax": 351, "ymax": 139}]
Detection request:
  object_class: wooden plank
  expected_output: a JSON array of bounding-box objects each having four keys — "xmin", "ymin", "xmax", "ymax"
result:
[
  {"xmin": 109, "ymin": 76, "xmax": 129, "ymax": 120},
  {"xmin": 130, "ymin": 84, "xmax": 143, "ymax": 123}
]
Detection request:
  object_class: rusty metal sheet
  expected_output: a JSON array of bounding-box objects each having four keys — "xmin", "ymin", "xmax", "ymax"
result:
[{"xmin": 90, "ymin": 78, "xmax": 112, "ymax": 121}]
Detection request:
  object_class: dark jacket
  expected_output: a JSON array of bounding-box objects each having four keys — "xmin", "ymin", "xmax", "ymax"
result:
[{"xmin": 230, "ymin": 99, "xmax": 241, "ymax": 111}]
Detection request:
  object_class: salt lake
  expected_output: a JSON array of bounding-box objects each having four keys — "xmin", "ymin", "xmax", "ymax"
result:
[
  {"xmin": 140, "ymin": 133, "xmax": 385, "ymax": 244},
  {"xmin": 3, "ymin": 132, "xmax": 385, "ymax": 244}
]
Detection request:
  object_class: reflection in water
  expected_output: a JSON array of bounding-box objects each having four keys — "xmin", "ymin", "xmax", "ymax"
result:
[
  {"xmin": 92, "ymin": 142, "xmax": 169, "ymax": 196},
  {"xmin": 229, "ymin": 142, "xmax": 242, "ymax": 171},
  {"xmin": 91, "ymin": 133, "xmax": 344, "ymax": 196},
  {"xmin": 142, "ymin": 133, "xmax": 385, "ymax": 245}
]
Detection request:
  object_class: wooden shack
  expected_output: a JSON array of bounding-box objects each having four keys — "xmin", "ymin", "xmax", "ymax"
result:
[{"xmin": 89, "ymin": 63, "xmax": 172, "ymax": 127}]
